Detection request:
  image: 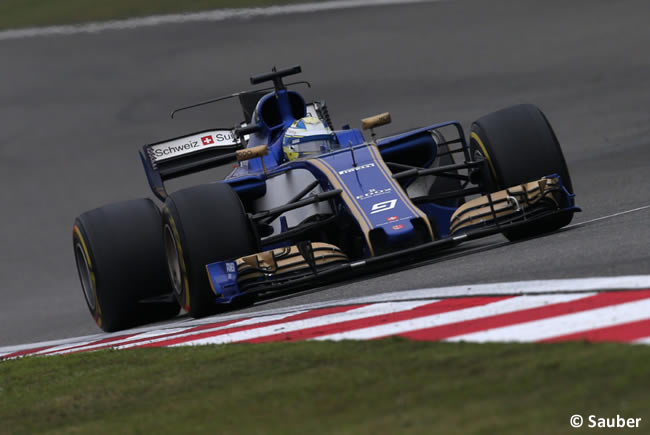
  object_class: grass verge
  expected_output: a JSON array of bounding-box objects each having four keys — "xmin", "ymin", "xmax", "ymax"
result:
[
  {"xmin": 0, "ymin": 0, "xmax": 313, "ymax": 31},
  {"xmin": 1, "ymin": 339, "xmax": 648, "ymax": 434}
]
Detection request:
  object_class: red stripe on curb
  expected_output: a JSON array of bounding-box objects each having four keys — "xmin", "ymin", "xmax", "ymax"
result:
[
  {"xmin": 136, "ymin": 304, "xmax": 368, "ymax": 348},
  {"xmin": 244, "ymin": 296, "xmax": 512, "ymax": 343},
  {"xmin": 400, "ymin": 290, "xmax": 650, "ymax": 342},
  {"xmin": 2, "ymin": 346, "xmax": 54, "ymax": 360},
  {"xmin": 541, "ymin": 318, "xmax": 650, "ymax": 343}
]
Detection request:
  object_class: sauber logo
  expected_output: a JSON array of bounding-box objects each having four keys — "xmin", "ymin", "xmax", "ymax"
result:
[
  {"xmin": 392, "ymin": 224, "xmax": 405, "ymax": 230},
  {"xmin": 338, "ymin": 163, "xmax": 375, "ymax": 175},
  {"xmin": 387, "ymin": 216, "xmax": 398, "ymax": 222},
  {"xmin": 201, "ymin": 135, "xmax": 214, "ymax": 145},
  {"xmin": 370, "ymin": 199, "xmax": 397, "ymax": 214}
]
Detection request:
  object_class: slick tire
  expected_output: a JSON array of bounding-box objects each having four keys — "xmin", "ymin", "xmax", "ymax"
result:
[
  {"xmin": 470, "ymin": 104, "xmax": 574, "ymax": 241},
  {"xmin": 73, "ymin": 199, "xmax": 180, "ymax": 332},
  {"xmin": 162, "ymin": 183, "xmax": 258, "ymax": 318}
]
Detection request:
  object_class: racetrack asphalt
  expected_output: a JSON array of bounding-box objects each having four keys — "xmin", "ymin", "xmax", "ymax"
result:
[{"xmin": 1, "ymin": 0, "xmax": 649, "ymax": 346}]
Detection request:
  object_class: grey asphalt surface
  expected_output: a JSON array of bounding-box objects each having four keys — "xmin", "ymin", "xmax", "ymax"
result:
[{"xmin": 1, "ymin": 0, "xmax": 649, "ymax": 347}]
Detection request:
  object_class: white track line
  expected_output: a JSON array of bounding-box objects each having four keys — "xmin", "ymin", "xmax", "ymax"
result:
[
  {"xmin": 448, "ymin": 298, "xmax": 650, "ymax": 343},
  {"xmin": 567, "ymin": 204, "xmax": 650, "ymax": 229},
  {"xmin": 0, "ymin": 0, "xmax": 445, "ymax": 41},
  {"xmin": 314, "ymin": 293, "xmax": 592, "ymax": 341},
  {"xmin": 334, "ymin": 275, "xmax": 650, "ymax": 305}
]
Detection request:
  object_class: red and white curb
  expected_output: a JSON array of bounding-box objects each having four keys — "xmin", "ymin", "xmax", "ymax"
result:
[{"xmin": 2, "ymin": 275, "xmax": 650, "ymax": 360}]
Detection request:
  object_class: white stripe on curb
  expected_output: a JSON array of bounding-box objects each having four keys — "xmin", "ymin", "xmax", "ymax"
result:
[
  {"xmin": 0, "ymin": 0, "xmax": 445, "ymax": 41},
  {"xmin": 172, "ymin": 300, "xmax": 436, "ymax": 346},
  {"xmin": 44, "ymin": 311, "xmax": 309, "ymax": 356},
  {"xmin": 314, "ymin": 293, "xmax": 592, "ymax": 341},
  {"xmin": 447, "ymin": 298, "xmax": 650, "ymax": 343}
]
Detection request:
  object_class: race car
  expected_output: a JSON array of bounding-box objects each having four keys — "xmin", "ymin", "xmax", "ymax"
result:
[{"xmin": 73, "ymin": 65, "xmax": 579, "ymax": 332}]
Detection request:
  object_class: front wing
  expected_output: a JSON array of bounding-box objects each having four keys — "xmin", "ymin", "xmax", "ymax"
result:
[{"xmin": 205, "ymin": 175, "xmax": 579, "ymax": 303}]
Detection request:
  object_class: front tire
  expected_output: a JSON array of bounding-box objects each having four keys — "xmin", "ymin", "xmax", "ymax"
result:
[
  {"xmin": 162, "ymin": 183, "xmax": 258, "ymax": 318},
  {"xmin": 73, "ymin": 199, "xmax": 180, "ymax": 332},
  {"xmin": 470, "ymin": 104, "xmax": 574, "ymax": 240}
]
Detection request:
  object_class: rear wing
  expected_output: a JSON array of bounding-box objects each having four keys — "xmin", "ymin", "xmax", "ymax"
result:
[
  {"xmin": 140, "ymin": 128, "xmax": 244, "ymax": 200},
  {"xmin": 140, "ymin": 101, "xmax": 332, "ymax": 201}
]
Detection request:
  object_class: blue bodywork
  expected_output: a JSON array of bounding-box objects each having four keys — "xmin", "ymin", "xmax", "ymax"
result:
[{"xmin": 140, "ymin": 69, "xmax": 579, "ymax": 304}]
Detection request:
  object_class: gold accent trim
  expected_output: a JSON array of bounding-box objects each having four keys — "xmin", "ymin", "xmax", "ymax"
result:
[
  {"xmin": 307, "ymin": 159, "xmax": 376, "ymax": 255},
  {"xmin": 236, "ymin": 145, "xmax": 268, "ymax": 161},
  {"xmin": 450, "ymin": 178, "xmax": 560, "ymax": 234},
  {"xmin": 236, "ymin": 243, "xmax": 348, "ymax": 282},
  {"xmin": 164, "ymin": 209, "xmax": 191, "ymax": 311},
  {"xmin": 361, "ymin": 112, "xmax": 392, "ymax": 130},
  {"xmin": 470, "ymin": 132, "xmax": 498, "ymax": 184},
  {"xmin": 366, "ymin": 144, "xmax": 435, "ymax": 240},
  {"xmin": 73, "ymin": 225, "xmax": 101, "ymax": 326}
]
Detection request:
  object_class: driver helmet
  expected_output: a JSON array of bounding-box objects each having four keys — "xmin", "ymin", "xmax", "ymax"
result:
[{"xmin": 282, "ymin": 117, "xmax": 338, "ymax": 161}]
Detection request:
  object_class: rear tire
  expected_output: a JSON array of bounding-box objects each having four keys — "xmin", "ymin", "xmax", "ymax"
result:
[
  {"xmin": 470, "ymin": 104, "xmax": 574, "ymax": 240},
  {"xmin": 73, "ymin": 199, "xmax": 180, "ymax": 332},
  {"xmin": 162, "ymin": 183, "xmax": 258, "ymax": 318}
]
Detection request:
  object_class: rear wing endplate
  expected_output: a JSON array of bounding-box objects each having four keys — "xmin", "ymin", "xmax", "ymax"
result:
[{"xmin": 140, "ymin": 128, "xmax": 243, "ymax": 200}]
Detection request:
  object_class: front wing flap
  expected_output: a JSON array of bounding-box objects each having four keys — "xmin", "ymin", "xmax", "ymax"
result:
[
  {"xmin": 449, "ymin": 175, "xmax": 579, "ymax": 234},
  {"xmin": 206, "ymin": 242, "xmax": 349, "ymax": 303}
]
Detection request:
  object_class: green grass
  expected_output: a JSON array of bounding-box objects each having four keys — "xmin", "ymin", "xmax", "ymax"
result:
[
  {"xmin": 1, "ymin": 339, "xmax": 649, "ymax": 434},
  {"xmin": 0, "ymin": 0, "xmax": 313, "ymax": 30}
]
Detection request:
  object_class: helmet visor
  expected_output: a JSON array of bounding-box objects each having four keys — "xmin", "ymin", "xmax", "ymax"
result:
[{"xmin": 292, "ymin": 139, "xmax": 332, "ymax": 154}]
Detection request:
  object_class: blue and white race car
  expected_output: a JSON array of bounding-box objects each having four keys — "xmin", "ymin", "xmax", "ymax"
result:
[{"xmin": 73, "ymin": 66, "xmax": 579, "ymax": 331}]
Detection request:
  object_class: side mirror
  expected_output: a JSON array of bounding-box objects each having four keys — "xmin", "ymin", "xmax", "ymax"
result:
[
  {"xmin": 361, "ymin": 112, "xmax": 392, "ymax": 130},
  {"xmin": 236, "ymin": 145, "xmax": 269, "ymax": 174},
  {"xmin": 236, "ymin": 145, "xmax": 268, "ymax": 161}
]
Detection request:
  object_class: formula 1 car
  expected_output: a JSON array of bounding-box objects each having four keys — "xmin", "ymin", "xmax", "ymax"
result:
[{"xmin": 73, "ymin": 65, "xmax": 579, "ymax": 332}]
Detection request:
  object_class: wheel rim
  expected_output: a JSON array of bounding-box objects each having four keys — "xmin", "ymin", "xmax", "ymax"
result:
[
  {"xmin": 164, "ymin": 224, "xmax": 183, "ymax": 296},
  {"xmin": 74, "ymin": 243, "xmax": 96, "ymax": 311}
]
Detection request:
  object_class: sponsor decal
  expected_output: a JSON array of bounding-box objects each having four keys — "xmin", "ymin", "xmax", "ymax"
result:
[
  {"xmin": 338, "ymin": 163, "xmax": 375, "ymax": 175},
  {"xmin": 392, "ymin": 224, "xmax": 405, "ymax": 230},
  {"xmin": 201, "ymin": 135, "xmax": 214, "ymax": 145},
  {"xmin": 214, "ymin": 132, "xmax": 234, "ymax": 142},
  {"xmin": 376, "ymin": 215, "xmax": 415, "ymax": 227},
  {"xmin": 148, "ymin": 129, "xmax": 240, "ymax": 162},
  {"xmin": 150, "ymin": 139, "xmax": 199, "ymax": 159},
  {"xmin": 370, "ymin": 199, "xmax": 397, "ymax": 214},
  {"xmin": 226, "ymin": 262, "xmax": 236, "ymax": 273},
  {"xmin": 355, "ymin": 188, "xmax": 392, "ymax": 200}
]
